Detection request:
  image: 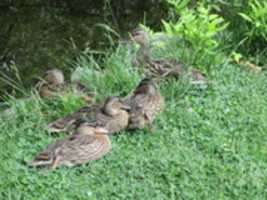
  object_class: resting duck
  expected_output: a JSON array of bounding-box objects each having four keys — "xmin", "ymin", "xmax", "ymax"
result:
[
  {"xmin": 29, "ymin": 122, "xmax": 111, "ymax": 169},
  {"xmin": 37, "ymin": 69, "xmax": 94, "ymax": 102},
  {"xmin": 131, "ymin": 28, "xmax": 206, "ymax": 84},
  {"xmin": 48, "ymin": 96, "xmax": 130, "ymax": 134},
  {"xmin": 37, "ymin": 69, "xmax": 65, "ymax": 98},
  {"xmin": 125, "ymin": 78, "xmax": 165, "ymax": 130}
]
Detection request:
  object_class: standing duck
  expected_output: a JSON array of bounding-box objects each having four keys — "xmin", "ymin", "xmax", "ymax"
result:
[
  {"xmin": 125, "ymin": 78, "xmax": 165, "ymax": 130},
  {"xmin": 48, "ymin": 96, "xmax": 130, "ymax": 134},
  {"xmin": 28, "ymin": 123, "xmax": 111, "ymax": 169},
  {"xmin": 131, "ymin": 28, "xmax": 206, "ymax": 84}
]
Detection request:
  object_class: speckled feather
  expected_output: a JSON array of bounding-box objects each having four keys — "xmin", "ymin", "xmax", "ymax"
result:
[
  {"xmin": 132, "ymin": 28, "xmax": 207, "ymax": 83},
  {"xmin": 29, "ymin": 127, "xmax": 111, "ymax": 168},
  {"xmin": 126, "ymin": 79, "xmax": 165, "ymax": 130},
  {"xmin": 48, "ymin": 97, "xmax": 130, "ymax": 134}
]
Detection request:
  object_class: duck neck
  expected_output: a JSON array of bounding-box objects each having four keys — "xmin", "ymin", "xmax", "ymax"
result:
[{"xmin": 137, "ymin": 44, "xmax": 152, "ymax": 64}]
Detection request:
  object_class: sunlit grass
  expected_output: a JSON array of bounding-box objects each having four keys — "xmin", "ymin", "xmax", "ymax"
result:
[{"xmin": 0, "ymin": 42, "xmax": 267, "ymax": 200}]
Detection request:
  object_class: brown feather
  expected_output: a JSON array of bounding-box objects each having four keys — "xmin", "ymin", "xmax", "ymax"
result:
[{"xmin": 29, "ymin": 126, "xmax": 111, "ymax": 169}]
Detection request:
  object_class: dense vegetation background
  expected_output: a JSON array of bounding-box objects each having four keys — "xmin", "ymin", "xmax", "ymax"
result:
[
  {"xmin": 0, "ymin": 0, "xmax": 167, "ymax": 97},
  {"xmin": 0, "ymin": 0, "xmax": 266, "ymax": 199}
]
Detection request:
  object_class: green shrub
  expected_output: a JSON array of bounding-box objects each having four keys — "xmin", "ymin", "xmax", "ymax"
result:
[
  {"xmin": 162, "ymin": 2, "xmax": 228, "ymax": 70},
  {"xmin": 239, "ymin": 0, "xmax": 267, "ymax": 42},
  {"xmin": 198, "ymin": 0, "xmax": 266, "ymax": 56}
]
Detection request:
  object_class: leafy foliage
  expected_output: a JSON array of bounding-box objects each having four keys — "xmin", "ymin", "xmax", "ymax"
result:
[
  {"xmin": 198, "ymin": 0, "xmax": 267, "ymax": 57},
  {"xmin": 162, "ymin": 2, "xmax": 228, "ymax": 68},
  {"xmin": 239, "ymin": 0, "xmax": 267, "ymax": 41}
]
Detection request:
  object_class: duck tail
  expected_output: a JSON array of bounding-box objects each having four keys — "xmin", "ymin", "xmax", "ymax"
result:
[
  {"xmin": 28, "ymin": 160, "xmax": 53, "ymax": 168},
  {"xmin": 28, "ymin": 158, "xmax": 53, "ymax": 167},
  {"xmin": 28, "ymin": 154, "xmax": 53, "ymax": 168},
  {"xmin": 47, "ymin": 117, "xmax": 76, "ymax": 133},
  {"xmin": 47, "ymin": 121, "xmax": 66, "ymax": 133}
]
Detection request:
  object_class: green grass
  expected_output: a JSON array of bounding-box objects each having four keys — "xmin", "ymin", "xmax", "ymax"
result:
[{"xmin": 0, "ymin": 43, "xmax": 267, "ymax": 200}]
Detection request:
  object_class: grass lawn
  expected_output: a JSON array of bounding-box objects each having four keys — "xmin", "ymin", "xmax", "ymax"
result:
[{"xmin": 0, "ymin": 44, "xmax": 267, "ymax": 200}]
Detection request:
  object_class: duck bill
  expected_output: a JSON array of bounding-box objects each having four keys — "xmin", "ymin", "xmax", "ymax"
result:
[
  {"xmin": 95, "ymin": 127, "xmax": 109, "ymax": 135},
  {"xmin": 121, "ymin": 103, "xmax": 131, "ymax": 111}
]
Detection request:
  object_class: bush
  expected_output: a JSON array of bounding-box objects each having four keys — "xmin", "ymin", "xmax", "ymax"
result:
[
  {"xmin": 239, "ymin": 0, "xmax": 267, "ymax": 43},
  {"xmin": 161, "ymin": 1, "xmax": 228, "ymax": 70}
]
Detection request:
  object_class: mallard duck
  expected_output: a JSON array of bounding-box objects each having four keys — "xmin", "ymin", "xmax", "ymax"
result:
[
  {"xmin": 131, "ymin": 28, "xmax": 207, "ymax": 84},
  {"xmin": 37, "ymin": 69, "xmax": 65, "ymax": 98},
  {"xmin": 48, "ymin": 96, "xmax": 130, "ymax": 134},
  {"xmin": 125, "ymin": 78, "xmax": 165, "ymax": 130},
  {"xmin": 28, "ymin": 123, "xmax": 111, "ymax": 169},
  {"xmin": 44, "ymin": 69, "xmax": 65, "ymax": 86},
  {"xmin": 37, "ymin": 69, "xmax": 94, "ymax": 102}
]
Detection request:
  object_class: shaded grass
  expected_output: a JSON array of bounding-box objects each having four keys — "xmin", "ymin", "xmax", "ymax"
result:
[{"xmin": 0, "ymin": 43, "xmax": 267, "ymax": 200}]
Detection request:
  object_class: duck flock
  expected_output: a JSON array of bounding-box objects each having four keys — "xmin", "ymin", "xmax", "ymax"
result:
[{"xmin": 28, "ymin": 28, "xmax": 207, "ymax": 170}]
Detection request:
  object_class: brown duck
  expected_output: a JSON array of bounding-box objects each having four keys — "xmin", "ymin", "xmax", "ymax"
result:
[
  {"xmin": 131, "ymin": 28, "xmax": 206, "ymax": 84},
  {"xmin": 37, "ymin": 69, "xmax": 65, "ymax": 98},
  {"xmin": 125, "ymin": 78, "xmax": 165, "ymax": 130},
  {"xmin": 48, "ymin": 96, "xmax": 130, "ymax": 134},
  {"xmin": 28, "ymin": 123, "xmax": 111, "ymax": 169},
  {"xmin": 37, "ymin": 69, "xmax": 94, "ymax": 102}
]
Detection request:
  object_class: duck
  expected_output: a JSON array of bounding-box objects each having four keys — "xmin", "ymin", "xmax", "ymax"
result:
[
  {"xmin": 131, "ymin": 28, "xmax": 206, "ymax": 84},
  {"xmin": 28, "ymin": 122, "xmax": 111, "ymax": 169},
  {"xmin": 125, "ymin": 78, "xmax": 165, "ymax": 130},
  {"xmin": 37, "ymin": 69, "xmax": 65, "ymax": 98},
  {"xmin": 48, "ymin": 96, "xmax": 130, "ymax": 134},
  {"xmin": 44, "ymin": 69, "xmax": 65, "ymax": 87},
  {"xmin": 37, "ymin": 69, "xmax": 94, "ymax": 102}
]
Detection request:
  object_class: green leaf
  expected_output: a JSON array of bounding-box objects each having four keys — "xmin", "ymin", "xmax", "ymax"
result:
[
  {"xmin": 238, "ymin": 13, "xmax": 253, "ymax": 22},
  {"xmin": 162, "ymin": 20, "xmax": 174, "ymax": 35},
  {"xmin": 167, "ymin": 0, "xmax": 191, "ymax": 12}
]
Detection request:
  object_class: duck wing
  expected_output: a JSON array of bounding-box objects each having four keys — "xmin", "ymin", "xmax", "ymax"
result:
[
  {"xmin": 47, "ymin": 105, "xmax": 99, "ymax": 133},
  {"xmin": 59, "ymin": 133, "xmax": 111, "ymax": 165},
  {"xmin": 28, "ymin": 139, "xmax": 66, "ymax": 168},
  {"xmin": 29, "ymin": 133, "xmax": 111, "ymax": 168},
  {"xmin": 144, "ymin": 94, "xmax": 165, "ymax": 123}
]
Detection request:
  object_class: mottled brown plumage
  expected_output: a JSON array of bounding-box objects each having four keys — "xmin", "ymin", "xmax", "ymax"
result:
[
  {"xmin": 37, "ymin": 69, "xmax": 64, "ymax": 98},
  {"xmin": 125, "ymin": 78, "xmax": 165, "ymax": 130},
  {"xmin": 48, "ymin": 96, "xmax": 130, "ymax": 134},
  {"xmin": 37, "ymin": 69, "xmax": 94, "ymax": 102},
  {"xmin": 44, "ymin": 69, "xmax": 65, "ymax": 86},
  {"xmin": 28, "ymin": 123, "xmax": 111, "ymax": 169},
  {"xmin": 131, "ymin": 28, "xmax": 206, "ymax": 84}
]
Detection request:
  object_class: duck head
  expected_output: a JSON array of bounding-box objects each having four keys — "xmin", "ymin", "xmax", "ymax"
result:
[
  {"xmin": 45, "ymin": 69, "xmax": 64, "ymax": 86},
  {"xmin": 131, "ymin": 28, "xmax": 150, "ymax": 48},
  {"xmin": 103, "ymin": 96, "xmax": 131, "ymax": 116}
]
